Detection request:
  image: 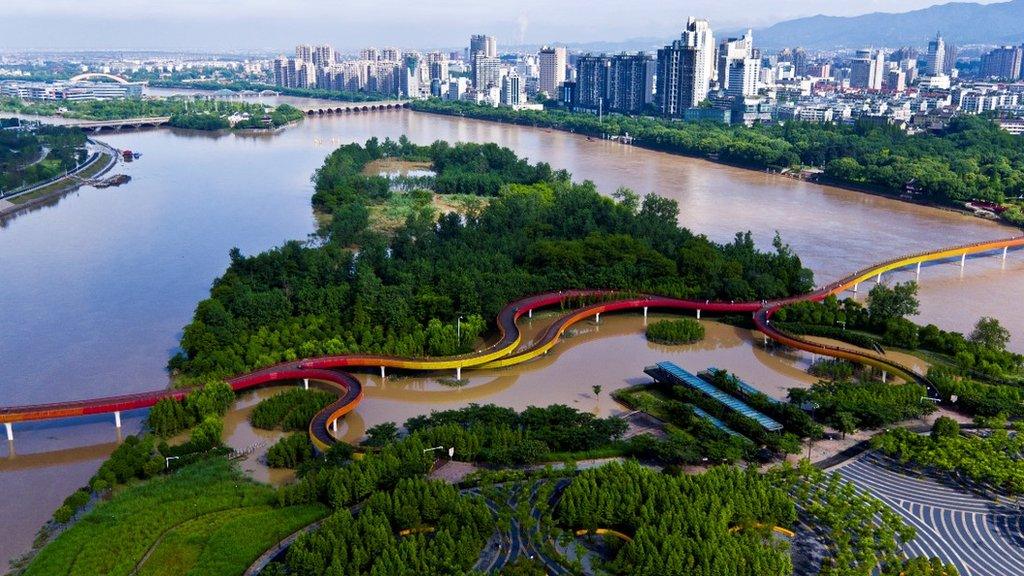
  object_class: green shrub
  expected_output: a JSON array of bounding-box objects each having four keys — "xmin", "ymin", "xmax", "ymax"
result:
[{"xmin": 645, "ymin": 318, "xmax": 705, "ymax": 344}]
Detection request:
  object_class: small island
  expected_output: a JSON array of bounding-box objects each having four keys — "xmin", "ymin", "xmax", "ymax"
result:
[{"xmin": 645, "ymin": 317, "xmax": 706, "ymax": 344}]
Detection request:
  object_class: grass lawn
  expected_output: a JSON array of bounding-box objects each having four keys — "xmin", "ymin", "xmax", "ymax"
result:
[{"xmin": 24, "ymin": 458, "xmax": 327, "ymax": 576}]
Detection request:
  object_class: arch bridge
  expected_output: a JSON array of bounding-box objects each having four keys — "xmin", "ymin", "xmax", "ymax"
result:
[
  {"xmin": 64, "ymin": 117, "xmax": 171, "ymax": 133},
  {"xmin": 68, "ymin": 73, "xmax": 132, "ymax": 84},
  {"xmin": 299, "ymin": 100, "xmax": 411, "ymax": 116}
]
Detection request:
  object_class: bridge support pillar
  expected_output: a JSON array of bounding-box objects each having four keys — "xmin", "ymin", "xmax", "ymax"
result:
[
  {"xmin": 595, "ymin": 313, "xmax": 600, "ymax": 323},
  {"xmin": 4, "ymin": 423, "xmax": 11, "ymax": 442},
  {"xmin": 331, "ymin": 419, "xmax": 338, "ymax": 433},
  {"xmin": 456, "ymin": 367, "xmax": 462, "ymax": 380},
  {"xmin": 303, "ymin": 378, "xmax": 309, "ymax": 390},
  {"xmin": 380, "ymin": 366, "xmax": 385, "ymax": 379},
  {"xmin": 853, "ymin": 283, "xmax": 859, "ymax": 293},
  {"xmin": 881, "ymin": 371, "xmax": 888, "ymax": 383},
  {"xmin": 960, "ymin": 253, "xmax": 966, "ymax": 268},
  {"xmin": 643, "ymin": 306, "xmax": 648, "ymax": 318},
  {"xmin": 528, "ymin": 309, "xmax": 532, "ymax": 318},
  {"xmin": 916, "ymin": 262, "xmax": 921, "ymax": 277},
  {"xmin": 114, "ymin": 411, "xmax": 122, "ymax": 429},
  {"xmin": 1003, "ymin": 246, "xmax": 1009, "ymax": 260},
  {"xmin": 876, "ymin": 272, "xmax": 882, "ymax": 283},
  {"xmin": 696, "ymin": 309, "xmax": 701, "ymax": 319}
]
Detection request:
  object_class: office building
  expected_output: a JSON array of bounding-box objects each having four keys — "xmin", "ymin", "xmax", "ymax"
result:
[
  {"xmin": 718, "ymin": 30, "xmax": 759, "ymax": 98},
  {"xmin": 927, "ymin": 33, "xmax": 946, "ymax": 76},
  {"xmin": 657, "ymin": 18, "xmax": 714, "ymax": 117},
  {"xmin": 538, "ymin": 46, "xmax": 567, "ymax": 96},
  {"xmin": 501, "ymin": 72, "xmax": 523, "ymax": 106},
  {"xmin": 474, "ymin": 57, "xmax": 502, "ymax": 89},
  {"xmin": 470, "ymin": 34, "xmax": 497, "ymax": 87},
  {"xmin": 850, "ymin": 49, "xmax": 884, "ymax": 90}
]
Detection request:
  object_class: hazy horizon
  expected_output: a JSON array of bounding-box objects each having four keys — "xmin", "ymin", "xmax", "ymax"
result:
[{"xmin": 1, "ymin": 0, "xmax": 1009, "ymax": 52}]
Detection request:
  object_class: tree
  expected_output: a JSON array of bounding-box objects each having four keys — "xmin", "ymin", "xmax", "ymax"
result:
[
  {"xmin": 970, "ymin": 316, "xmax": 1011, "ymax": 352},
  {"xmin": 835, "ymin": 411, "xmax": 857, "ymax": 439},
  {"xmin": 363, "ymin": 422, "xmax": 400, "ymax": 447},
  {"xmin": 592, "ymin": 385, "xmax": 602, "ymax": 398},
  {"xmin": 931, "ymin": 416, "xmax": 961, "ymax": 440},
  {"xmin": 868, "ymin": 282, "xmax": 920, "ymax": 325}
]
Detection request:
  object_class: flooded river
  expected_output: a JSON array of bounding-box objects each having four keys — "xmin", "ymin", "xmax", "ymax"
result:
[{"xmin": 0, "ymin": 104, "xmax": 1021, "ymax": 566}]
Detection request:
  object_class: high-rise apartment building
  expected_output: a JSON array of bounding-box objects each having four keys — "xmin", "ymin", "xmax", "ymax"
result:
[
  {"xmin": 312, "ymin": 45, "xmax": 335, "ymax": 68},
  {"xmin": 538, "ymin": 46, "xmax": 567, "ymax": 96},
  {"xmin": 295, "ymin": 44, "xmax": 313, "ymax": 63},
  {"xmin": 980, "ymin": 45, "xmax": 1023, "ymax": 80},
  {"xmin": 573, "ymin": 53, "xmax": 650, "ymax": 114},
  {"xmin": 656, "ymin": 18, "xmax": 713, "ymax": 117}
]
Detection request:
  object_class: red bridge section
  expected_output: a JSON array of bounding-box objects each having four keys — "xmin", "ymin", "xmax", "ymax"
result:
[{"xmin": 2, "ymin": 236, "xmax": 1021, "ymax": 450}]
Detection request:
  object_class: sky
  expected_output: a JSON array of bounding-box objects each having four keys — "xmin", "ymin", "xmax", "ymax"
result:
[{"xmin": 0, "ymin": 0, "xmax": 1008, "ymax": 52}]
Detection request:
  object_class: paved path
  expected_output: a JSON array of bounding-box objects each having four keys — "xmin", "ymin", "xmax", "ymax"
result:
[{"xmin": 834, "ymin": 452, "xmax": 1024, "ymax": 576}]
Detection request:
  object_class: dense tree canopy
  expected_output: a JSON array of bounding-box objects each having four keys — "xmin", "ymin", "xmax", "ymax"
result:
[{"xmin": 170, "ymin": 138, "xmax": 813, "ymax": 380}]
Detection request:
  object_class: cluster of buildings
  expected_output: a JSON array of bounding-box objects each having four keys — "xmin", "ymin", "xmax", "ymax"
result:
[
  {"xmin": 0, "ymin": 79, "xmax": 143, "ymax": 101},
  {"xmin": 272, "ymin": 39, "xmax": 543, "ymax": 109},
  {"xmin": 267, "ymin": 26, "xmax": 1024, "ymax": 133}
]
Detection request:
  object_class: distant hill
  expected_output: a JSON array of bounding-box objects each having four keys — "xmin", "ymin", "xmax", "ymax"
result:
[{"xmin": 752, "ymin": 0, "xmax": 1024, "ymax": 49}]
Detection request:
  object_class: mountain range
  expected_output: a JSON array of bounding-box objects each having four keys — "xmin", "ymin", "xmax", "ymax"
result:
[{"xmin": 750, "ymin": 0, "xmax": 1024, "ymax": 49}]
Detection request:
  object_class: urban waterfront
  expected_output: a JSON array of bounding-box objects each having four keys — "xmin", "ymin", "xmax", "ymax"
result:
[{"xmin": 1, "ymin": 109, "xmax": 1022, "ymax": 567}]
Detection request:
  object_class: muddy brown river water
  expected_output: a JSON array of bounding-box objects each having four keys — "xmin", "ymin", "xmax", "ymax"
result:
[{"xmin": 1, "ymin": 104, "xmax": 1021, "ymax": 566}]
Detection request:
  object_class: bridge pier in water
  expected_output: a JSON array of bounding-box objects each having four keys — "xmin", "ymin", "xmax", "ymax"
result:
[
  {"xmin": 303, "ymin": 378, "xmax": 309, "ymax": 390},
  {"xmin": 595, "ymin": 313, "xmax": 600, "ymax": 323},
  {"xmin": 456, "ymin": 367, "xmax": 462, "ymax": 380},
  {"xmin": 643, "ymin": 306, "xmax": 648, "ymax": 318},
  {"xmin": 380, "ymin": 366, "xmax": 385, "ymax": 379},
  {"xmin": 696, "ymin": 309, "xmax": 701, "ymax": 319},
  {"xmin": 4, "ymin": 422, "xmax": 12, "ymax": 442},
  {"xmin": 528, "ymin": 309, "xmax": 532, "ymax": 318},
  {"xmin": 331, "ymin": 419, "xmax": 338, "ymax": 433},
  {"xmin": 114, "ymin": 411, "xmax": 121, "ymax": 428},
  {"xmin": 916, "ymin": 262, "xmax": 921, "ymax": 277},
  {"xmin": 961, "ymin": 253, "xmax": 967, "ymax": 268}
]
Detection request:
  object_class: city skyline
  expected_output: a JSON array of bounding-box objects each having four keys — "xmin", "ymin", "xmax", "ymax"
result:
[{"xmin": 0, "ymin": 0, "xmax": 1009, "ymax": 51}]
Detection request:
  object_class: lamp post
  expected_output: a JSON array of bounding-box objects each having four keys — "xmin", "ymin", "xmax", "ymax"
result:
[{"xmin": 457, "ymin": 316, "xmax": 464, "ymax": 342}]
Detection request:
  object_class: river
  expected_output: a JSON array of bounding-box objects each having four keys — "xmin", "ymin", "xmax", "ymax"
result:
[{"xmin": 0, "ymin": 106, "xmax": 1021, "ymax": 568}]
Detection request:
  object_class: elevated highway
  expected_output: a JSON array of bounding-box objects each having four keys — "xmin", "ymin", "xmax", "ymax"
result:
[{"xmin": 2, "ymin": 235, "xmax": 1022, "ymax": 451}]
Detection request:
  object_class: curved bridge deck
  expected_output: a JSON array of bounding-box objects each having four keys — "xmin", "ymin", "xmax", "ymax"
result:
[{"xmin": 2, "ymin": 236, "xmax": 1021, "ymax": 450}]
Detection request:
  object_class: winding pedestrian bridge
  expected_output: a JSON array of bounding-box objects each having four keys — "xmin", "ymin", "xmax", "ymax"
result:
[{"xmin": 2, "ymin": 235, "xmax": 1022, "ymax": 451}]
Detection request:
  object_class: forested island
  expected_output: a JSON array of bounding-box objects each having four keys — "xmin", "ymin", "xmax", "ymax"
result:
[
  {"xmin": 0, "ymin": 97, "xmax": 305, "ymax": 132},
  {"xmin": 411, "ymin": 99, "xmax": 1024, "ymax": 226},
  {"xmin": 169, "ymin": 137, "xmax": 812, "ymax": 381}
]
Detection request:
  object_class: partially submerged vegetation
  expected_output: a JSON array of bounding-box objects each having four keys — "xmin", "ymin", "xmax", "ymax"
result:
[
  {"xmin": 0, "ymin": 121, "xmax": 87, "ymax": 191},
  {"xmin": 645, "ymin": 317, "xmax": 705, "ymax": 344},
  {"xmin": 170, "ymin": 137, "xmax": 813, "ymax": 380}
]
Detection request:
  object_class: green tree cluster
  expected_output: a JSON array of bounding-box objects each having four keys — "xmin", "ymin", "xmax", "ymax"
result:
[
  {"xmin": 645, "ymin": 318, "xmax": 705, "ymax": 344},
  {"xmin": 250, "ymin": 388, "xmax": 335, "ymax": 431},
  {"xmin": 556, "ymin": 461, "xmax": 796, "ymax": 576},
  {"xmin": 171, "ymin": 139, "xmax": 814, "ymax": 380},
  {"xmin": 285, "ymin": 478, "xmax": 491, "ymax": 576},
  {"xmin": 872, "ymin": 416, "xmax": 1024, "ymax": 495}
]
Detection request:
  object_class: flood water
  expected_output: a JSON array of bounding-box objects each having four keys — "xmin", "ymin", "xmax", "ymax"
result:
[{"xmin": 1, "ymin": 105, "xmax": 1022, "ymax": 567}]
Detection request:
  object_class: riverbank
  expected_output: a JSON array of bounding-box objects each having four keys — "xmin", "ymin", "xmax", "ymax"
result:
[
  {"xmin": 409, "ymin": 100, "xmax": 1024, "ymax": 230},
  {"xmin": 0, "ymin": 140, "xmax": 118, "ymax": 220}
]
